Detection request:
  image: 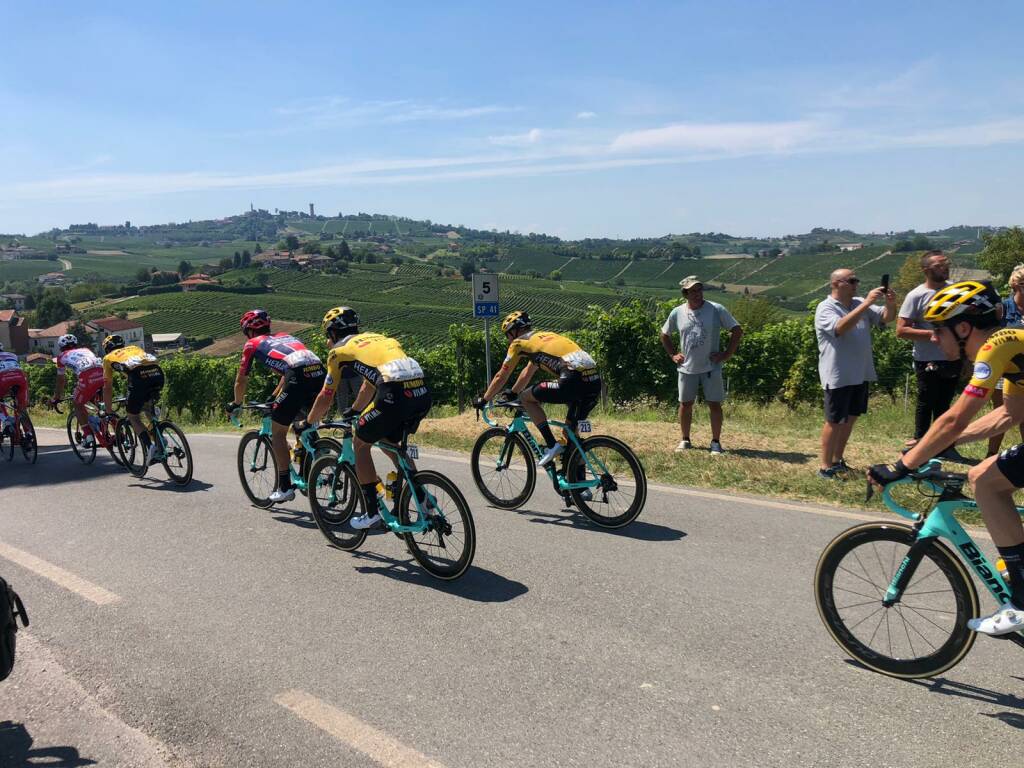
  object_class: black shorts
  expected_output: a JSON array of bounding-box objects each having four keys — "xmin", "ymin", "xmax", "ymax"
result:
[
  {"xmin": 823, "ymin": 382, "xmax": 869, "ymax": 424},
  {"xmin": 356, "ymin": 379, "xmax": 432, "ymax": 444},
  {"xmin": 531, "ymin": 370, "xmax": 602, "ymax": 426},
  {"xmin": 125, "ymin": 365, "xmax": 165, "ymax": 415},
  {"xmin": 272, "ymin": 363, "xmax": 326, "ymax": 426},
  {"xmin": 997, "ymin": 443, "xmax": 1024, "ymax": 488}
]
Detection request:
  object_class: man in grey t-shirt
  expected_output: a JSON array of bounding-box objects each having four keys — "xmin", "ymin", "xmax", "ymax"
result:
[
  {"xmin": 660, "ymin": 276, "xmax": 743, "ymax": 455},
  {"xmin": 814, "ymin": 268, "xmax": 896, "ymax": 478}
]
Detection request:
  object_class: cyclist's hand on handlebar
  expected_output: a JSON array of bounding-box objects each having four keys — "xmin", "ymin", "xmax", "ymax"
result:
[
  {"xmin": 294, "ymin": 418, "xmax": 312, "ymax": 432},
  {"xmin": 47, "ymin": 398, "xmax": 59, "ymax": 410},
  {"xmin": 867, "ymin": 460, "xmax": 910, "ymax": 487},
  {"xmin": 225, "ymin": 401, "xmax": 241, "ymax": 415},
  {"xmin": 473, "ymin": 396, "xmax": 488, "ymax": 411}
]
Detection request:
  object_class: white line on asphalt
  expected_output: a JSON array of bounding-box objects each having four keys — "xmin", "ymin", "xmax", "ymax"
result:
[
  {"xmin": 0, "ymin": 540, "xmax": 122, "ymax": 605},
  {"xmin": 274, "ymin": 690, "xmax": 447, "ymax": 768}
]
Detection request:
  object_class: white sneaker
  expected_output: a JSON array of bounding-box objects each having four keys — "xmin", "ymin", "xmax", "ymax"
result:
[
  {"xmin": 145, "ymin": 442, "xmax": 161, "ymax": 466},
  {"xmin": 967, "ymin": 603, "xmax": 1024, "ymax": 636},
  {"xmin": 351, "ymin": 512, "xmax": 382, "ymax": 530},
  {"xmin": 268, "ymin": 488, "xmax": 296, "ymax": 504},
  {"xmin": 710, "ymin": 440, "xmax": 724, "ymax": 455},
  {"xmin": 538, "ymin": 443, "xmax": 564, "ymax": 468},
  {"xmin": 82, "ymin": 434, "xmax": 95, "ymax": 448},
  {"xmin": 674, "ymin": 439, "xmax": 692, "ymax": 452}
]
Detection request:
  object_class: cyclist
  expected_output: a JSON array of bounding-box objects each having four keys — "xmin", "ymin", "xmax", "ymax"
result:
[
  {"xmin": 227, "ymin": 309, "xmax": 325, "ymax": 504},
  {"xmin": 0, "ymin": 342, "xmax": 31, "ymax": 438},
  {"xmin": 869, "ymin": 280, "xmax": 1024, "ymax": 636},
  {"xmin": 303, "ymin": 306, "xmax": 431, "ymax": 530},
  {"xmin": 476, "ymin": 311, "xmax": 601, "ymax": 468},
  {"xmin": 101, "ymin": 334, "xmax": 165, "ymax": 466},
  {"xmin": 50, "ymin": 334, "xmax": 105, "ymax": 448}
]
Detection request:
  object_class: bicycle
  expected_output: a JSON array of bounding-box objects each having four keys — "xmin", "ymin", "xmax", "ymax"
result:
[
  {"xmin": 0, "ymin": 387, "xmax": 36, "ymax": 464},
  {"xmin": 471, "ymin": 399, "xmax": 647, "ymax": 529},
  {"xmin": 115, "ymin": 397, "xmax": 194, "ymax": 485},
  {"xmin": 815, "ymin": 461, "xmax": 1024, "ymax": 679},
  {"xmin": 231, "ymin": 403, "xmax": 340, "ymax": 508},
  {"xmin": 57, "ymin": 397, "xmax": 128, "ymax": 467},
  {"xmin": 307, "ymin": 421, "xmax": 476, "ymax": 580}
]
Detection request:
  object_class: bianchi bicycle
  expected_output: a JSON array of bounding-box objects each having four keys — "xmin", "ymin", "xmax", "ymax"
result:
[
  {"xmin": 815, "ymin": 461, "xmax": 1024, "ymax": 679},
  {"xmin": 114, "ymin": 397, "xmax": 194, "ymax": 485},
  {"xmin": 0, "ymin": 386, "xmax": 36, "ymax": 464},
  {"xmin": 307, "ymin": 421, "xmax": 476, "ymax": 580},
  {"xmin": 232, "ymin": 402, "xmax": 340, "ymax": 508},
  {"xmin": 472, "ymin": 399, "xmax": 647, "ymax": 529}
]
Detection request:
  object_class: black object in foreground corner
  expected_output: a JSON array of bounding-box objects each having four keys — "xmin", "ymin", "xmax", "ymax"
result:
[{"xmin": 0, "ymin": 574, "xmax": 29, "ymax": 681}]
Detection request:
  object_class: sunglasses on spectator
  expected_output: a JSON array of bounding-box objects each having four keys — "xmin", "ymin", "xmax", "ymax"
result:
[{"xmin": 840, "ymin": 277, "xmax": 861, "ymax": 285}]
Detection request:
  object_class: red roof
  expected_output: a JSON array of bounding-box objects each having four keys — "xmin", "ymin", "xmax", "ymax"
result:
[
  {"xmin": 89, "ymin": 316, "xmax": 141, "ymax": 332},
  {"xmin": 0, "ymin": 310, "xmax": 15, "ymax": 322},
  {"xmin": 178, "ymin": 278, "xmax": 219, "ymax": 286}
]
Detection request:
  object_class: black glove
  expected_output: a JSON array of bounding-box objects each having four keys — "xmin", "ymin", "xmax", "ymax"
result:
[
  {"xmin": 499, "ymin": 388, "xmax": 517, "ymax": 400},
  {"xmin": 294, "ymin": 419, "xmax": 310, "ymax": 432},
  {"xmin": 473, "ymin": 397, "xmax": 488, "ymax": 410},
  {"xmin": 225, "ymin": 401, "xmax": 241, "ymax": 414},
  {"xmin": 868, "ymin": 460, "xmax": 911, "ymax": 486},
  {"xmin": 341, "ymin": 407, "xmax": 357, "ymax": 421}
]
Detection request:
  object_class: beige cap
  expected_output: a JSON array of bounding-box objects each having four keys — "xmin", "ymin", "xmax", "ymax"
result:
[{"xmin": 679, "ymin": 275, "xmax": 703, "ymax": 290}]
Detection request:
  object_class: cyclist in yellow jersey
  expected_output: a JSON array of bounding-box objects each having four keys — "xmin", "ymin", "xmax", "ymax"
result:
[
  {"xmin": 101, "ymin": 334, "xmax": 166, "ymax": 466},
  {"xmin": 476, "ymin": 310, "xmax": 601, "ymax": 468},
  {"xmin": 869, "ymin": 281, "xmax": 1024, "ymax": 636},
  {"xmin": 304, "ymin": 306, "xmax": 431, "ymax": 530}
]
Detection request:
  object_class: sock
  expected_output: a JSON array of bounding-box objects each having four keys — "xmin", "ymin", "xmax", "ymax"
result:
[
  {"xmin": 997, "ymin": 543, "xmax": 1024, "ymax": 607},
  {"xmin": 361, "ymin": 482, "xmax": 380, "ymax": 512},
  {"xmin": 538, "ymin": 422, "xmax": 556, "ymax": 448},
  {"xmin": 278, "ymin": 470, "xmax": 292, "ymax": 491},
  {"xmin": 139, "ymin": 431, "xmax": 152, "ymax": 451}
]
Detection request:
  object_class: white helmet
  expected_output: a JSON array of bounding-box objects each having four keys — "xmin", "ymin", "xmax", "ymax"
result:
[{"xmin": 57, "ymin": 333, "xmax": 78, "ymax": 350}]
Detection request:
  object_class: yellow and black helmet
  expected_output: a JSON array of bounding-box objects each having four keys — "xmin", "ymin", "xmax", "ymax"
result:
[
  {"xmin": 924, "ymin": 280, "xmax": 1001, "ymax": 327},
  {"xmin": 501, "ymin": 310, "xmax": 532, "ymax": 336},
  {"xmin": 321, "ymin": 306, "xmax": 359, "ymax": 338},
  {"xmin": 102, "ymin": 334, "xmax": 126, "ymax": 354}
]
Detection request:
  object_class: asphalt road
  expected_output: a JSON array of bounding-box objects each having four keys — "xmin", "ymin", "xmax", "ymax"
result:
[{"xmin": 1, "ymin": 428, "xmax": 1022, "ymax": 767}]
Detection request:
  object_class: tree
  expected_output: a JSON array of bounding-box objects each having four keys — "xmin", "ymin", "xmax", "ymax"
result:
[
  {"xmin": 460, "ymin": 259, "xmax": 476, "ymax": 281},
  {"xmin": 135, "ymin": 267, "xmax": 152, "ymax": 284},
  {"xmin": 35, "ymin": 290, "xmax": 73, "ymax": 327},
  {"xmin": 338, "ymin": 239, "xmax": 352, "ymax": 261},
  {"xmin": 218, "ymin": 257, "xmax": 234, "ymax": 269},
  {"xmin": 233, "ymin": 251, "xmax": 242, "ymax": 269},
  {"xmin": 549, "ymin": 270, "xmax": 563, "ymax": 281},
  {"xmin": 285, "ymin": 234, "xmax": 300, "ymax": 251},
  {"xmin": 254, "ymin": 243, "xmax": 263, "ymax": 255},
  {"xmin": 894, "ymin": 253, "xmax": 924, "ymax": 296},
  {"xmin": 178, "ymin": 260, "xmax": 193, "ymax": 278},
  {"xmin": 67, "ymin": 320, "xmax": 94, "ymax": 351},
  {"xmin": 241, "ymin": 251, "xmax": 251, "ymax": 268},
  {"xmin": 978, "ymin": 226, "xmax": 1024, "ymax": 286}
]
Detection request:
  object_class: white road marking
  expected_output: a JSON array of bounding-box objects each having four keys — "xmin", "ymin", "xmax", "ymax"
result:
[
  {"xmin": 0, "ymin": 540, "xmax": 121, "ymax": 605},
  {"xmin": 274, "ymin": 689, "xmax": 447, "ymax": 768}
]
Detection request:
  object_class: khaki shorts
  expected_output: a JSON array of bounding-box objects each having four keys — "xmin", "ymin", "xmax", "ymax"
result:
[{"xmin": 678, "ymin": 368, "xmax": 725, "ymax": 403}]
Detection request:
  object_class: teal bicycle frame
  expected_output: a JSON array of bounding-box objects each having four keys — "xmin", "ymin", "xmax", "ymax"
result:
[
  {"xmin": 232, "ymin": 406, "xmax": 320, "ymax": 493},
  {"xmin": 482, "ymin": 402, "xmax": 607, "ymax": 495},
  {"xmin": 877, "ymin": 461, "xmax": 1020, "ymax": 619}
]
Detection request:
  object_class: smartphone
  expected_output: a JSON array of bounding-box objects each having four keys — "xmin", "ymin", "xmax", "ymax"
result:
[{"xmin": 880, "ymin": 274, "xmax": 890, "ymax": 290}]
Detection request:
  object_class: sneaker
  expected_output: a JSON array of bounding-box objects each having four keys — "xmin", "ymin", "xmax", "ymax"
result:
[
  {"xmin": 967, "ymin": 603, "xmax": 1024, "ymax": 636},
  {"xmin": 579, "ymin": 488, "xmax": 593, "ymax": 502},
  {"xmin": 709, "ymin": 440, "xmax": 724, "ymax": 455},
  {"xmin": 674, "ymin": 439, "xmax": 692, "ymax": 452},
  {"xmin": 268, "ymin": 488, "xmax": 296, "ymax": 504},
  {"xmin": 144, "ymin": 442, "xmax": 161, "ymax": 467},
  {"xmin": 832, "ymin": 458, "xmax": 853, "ymax": 473},
  {"xmin": 82, "ymin": 434, "xmax": 95, "ymax": 448},
  {"xmin": 351, "ymin": 512, "xmax": 383, "ymax": 530},
  {"xmin": 818, "ymin": 467, "xmax": 838, "ymax": 480},
  {"xmin": 538, "ymin": 443, "xmax": 564, "ymax": 468}
]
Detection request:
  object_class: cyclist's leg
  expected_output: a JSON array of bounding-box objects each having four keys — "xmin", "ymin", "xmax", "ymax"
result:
[
  {"xmin": 270, "ymin": 370, "xmax": 308, "ymax": 490},
  {"xmin": 522, "ymin": 381, "xmax": 563, "ymax": 449}
]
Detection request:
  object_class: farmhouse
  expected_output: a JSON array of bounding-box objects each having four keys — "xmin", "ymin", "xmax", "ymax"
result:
[
  {"xmin": 179, "ymin": 277, "xmax": 221, "ymax": 292},
  {"xmin": 1, "ymin": 293, "xmax": 27, "ymax": 311},
  {"xmin": 253, "ymin": 251, "xmax": 293, "ymax": 269},
  {"xmin": 837, "ymin": 243, "xmax": 864, "ymax": 251},
  {"xmin": 0, "ymin": 245, "xmax": 46, "ymax": 260},
  {"xmin": 88, "ymin": 316, "xmax": 145, "ymax": 350},
  {"xmin": 37, "ymin": 271, "xmax": 66, "ymax": 286},
  {"xmin": 28, "ymin": 321, "xmax": 75, "ymax": 355},
  {"xmin": 0, "ymin": 309, "xmax": 29, "ymax": 355}
]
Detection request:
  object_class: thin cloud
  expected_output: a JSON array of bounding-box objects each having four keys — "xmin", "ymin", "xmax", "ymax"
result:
[
  {"xmin": 822, "ymin": 59, "xmax": 940, "ymax": 110},
  {"xmin": 488, "ymin": 128, "xmax": 545, "ymax": 146},
  {"xmin": 610, "ymin": 119, "xmax": 825, "ymax": 154},
  {"xmin": 273, "ymin": 96, "xmax": 520, "ymax": 127},
  {"xmin": 576, "ymin": 111, "xmax": 597, "ymax": 120}
]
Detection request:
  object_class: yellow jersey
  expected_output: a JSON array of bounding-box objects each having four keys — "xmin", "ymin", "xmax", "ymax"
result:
[
  {"xmin": 501, "ymin": 331, "xmax": 597, "ymax": 376},
  {"xmin": 965, "ymin": 328, "xmax": 1024, "ymax": 398},
  {"xmin": 324, "ymin": 333, "xmax": 424, "ymax": 389},
  {"xmin": 102, "ymin": 345, "xmax": 159, "ymax": 380}
]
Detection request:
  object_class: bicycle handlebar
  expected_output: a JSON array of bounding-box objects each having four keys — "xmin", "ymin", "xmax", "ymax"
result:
[
  {"xmin": 866, "ymin": 459, "xmax": 969, "ymax": 511},
  {"xmin": 479, "ymin": 398, "xmax": 524, "ymax": 427}
]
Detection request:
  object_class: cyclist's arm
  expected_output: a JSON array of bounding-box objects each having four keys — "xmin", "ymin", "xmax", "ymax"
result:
[
  {"xmin": 102, "ymin": 378, "xmax": 114, "ymax": 413},
  {"xmin": 958, "ymin": 394, "xmax": 1024, "ymax": 445},
  {"xmin": 510, "ymin": 362, "xmax": 538, "ymax": 395},
  {"xmin": 903, "ymin": 389, "xmax": 990, "ymax": 469},
  {"xmin": 232, "ymin": 369, "xmax": 248, "ymax": 405},
  {"xmin": 350, "ymin": 379, "xmax": 374, "ymax": 413},
  {"xmin": 482, "ymin": 366, "xmax": 514, "ymax": 401},
  {"xmin": 53, "ymin": 370, "xmax": 66, "ymax": 401}
]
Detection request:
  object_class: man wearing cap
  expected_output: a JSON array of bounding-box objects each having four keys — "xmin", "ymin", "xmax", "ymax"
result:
[{"xmin": 660, "ymin": 276, "xmax": 743, "ymax": 454}]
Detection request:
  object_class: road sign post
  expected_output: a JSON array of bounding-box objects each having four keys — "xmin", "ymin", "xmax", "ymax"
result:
[{"xmin": 472, "ymin": 274, "xmax": 499, "ymax": 383}]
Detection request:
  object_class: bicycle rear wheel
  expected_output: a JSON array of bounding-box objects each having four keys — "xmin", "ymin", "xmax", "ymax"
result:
[
  {"xmin": 815, "ymin": 522, "xmax": 978, "ymax": 679},
  {"xmin": 399, "ymin": 470, "xmax": 475, "ymax": 580},
  {"xmin": 67, "ymin": 411, "xmax": 96, "ymax": 464},
  {"xmin": 18, "ymin": 413, "xmax": 36, "ymax": 464},
  {"xmin": 237, "ymin": 431, "xmax": 277, "ymax": 508},
  {"xmin": 470, "ymin": 427, "xmax": 536, "ymax": 509},
  {"xmin": 307, "ymin": 455, "xmax": 366, "ymax": 551},
  {"xmin": 159, "ymin": 421, "xmax": 193, "ymax": 485},
  {"xmin": 565, "ymin": 435, "xmax": 647, "ymax": 528},
  {"xmin": 115, "ymin": 419, "xmax": 139, "ymax": 473}
]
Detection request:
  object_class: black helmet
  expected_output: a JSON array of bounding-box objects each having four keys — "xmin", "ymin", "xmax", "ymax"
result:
[
  {"xmin": 102, "ymin": 334, "xmax": 126, "ymax": 354},
  {"xmin": 321, "ymin": 306, "xmax": 359, "ymax": 339}
]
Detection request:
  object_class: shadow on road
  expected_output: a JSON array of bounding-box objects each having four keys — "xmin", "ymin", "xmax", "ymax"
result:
[
  {"xmin": 514, "ymin": 507, "xmax": 686, "ymax": 541},
  {"xmin": 127, "ymin": 477, "xmax": 214, "ymax": 494},
  {"xmin": 269, "ymin": 507, "xmax": 318, "ymax": 530},
  {"xmin": 0, "ymin": 721, "xmax": 96, "ymax": 767},
  {"xmin": 1, "ymin": 453, "xmax": 122, "ymax": 488},
  {"xmin": 348, "ymin": 550, "xmax": 528, "ymax": 602},
  {"xmin": 728, "ymin": 448, "xmax": 811, "ymax": 463}
]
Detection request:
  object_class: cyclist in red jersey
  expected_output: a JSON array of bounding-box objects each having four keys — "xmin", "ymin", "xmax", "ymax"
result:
[
  {"xmin": 226, "ymin": 309, "xmax": 326, "ymax": 503},
  {"xmin": 0, "ymin": 342, "xmax": 31, "ymax": 428},
  {"xmin": 50, "ymin": 334, "xmax": 105, "ymax": 447}
]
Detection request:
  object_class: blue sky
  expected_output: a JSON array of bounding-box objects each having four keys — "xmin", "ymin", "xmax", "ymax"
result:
[{"xmin": 2, "ymin": 1, "xmax": 1022, "ymax": 238}]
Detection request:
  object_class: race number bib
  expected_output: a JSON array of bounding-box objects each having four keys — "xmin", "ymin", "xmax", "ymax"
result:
[
  {"xmin": 406, "ymin": 445, "xmax": 419, "ymax": 459},
  {"xmin": 577, "ymin": 420, "xmax": 592, "ymax": 434}
]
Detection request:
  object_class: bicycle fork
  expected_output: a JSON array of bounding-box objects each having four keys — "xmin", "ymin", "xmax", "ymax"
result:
[{"xmin": 883, "ymin": 535, "xmax": 939, "ymax": 607}]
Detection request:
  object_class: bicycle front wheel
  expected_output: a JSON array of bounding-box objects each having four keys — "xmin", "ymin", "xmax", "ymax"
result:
[
  {"xmin": 19, "ymin": 413, "xmax": 37, "ymax": 464},
  {"xmin": 815, "ymin": 522, "xmax": 978, "ymax": 679},
  {"xmin": 399, "ymin": 470, "xmax": 476, "ymax": 580},
  {"xmin": 158, "ymin": 421, "xmax": 193, "ymax": 485},
  {"xmin": 67, "ymin": 411, "xmax": 96, "ymax": 464},
  {"xmin": 471, "ymin": 427, "xmax": 536, "ymax": 509},
  {"xmin": 565, "ymin": 435, "xmax": 647, "ymax": 528},
  {"xmin": 237, "ymin": 431, "xmax": 277, "ymax": 508},
  {"xmin": 307, "ymin": 455, "xmax": 366, "ymax": 551},
  {"xmin": 115, "ymin": 419, "xmax": 139, "ymax": 473}
]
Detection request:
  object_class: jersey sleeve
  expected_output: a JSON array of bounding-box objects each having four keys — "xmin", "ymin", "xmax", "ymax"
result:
[
  {"xmin": 239, "ymin": 339, "xmax": 257, "ymax": 376},
  {"xmin": 964, "ymin": 345, "xmax": 1003, "ymax": 398},
  {"xmin": 500, "ymin": 340, "xmax": 522, "ymax": 372}
]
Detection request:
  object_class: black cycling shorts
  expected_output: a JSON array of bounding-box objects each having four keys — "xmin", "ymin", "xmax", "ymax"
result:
[
  {"xmin": 272, "ymin": 363, "xmax": 326, "ymax": 426},
  {"xmin": 531, "ymin": 370, "xmax": 602, "ymax": 426},
  {"xmin": 997, "ymin": 443, "xmax": 1024, "ymax": 488},
  {"xmin": 356, "ymin": 379, "xmax": 432, "ymax": 444},
  {"xmin": 125, "ymin": 365, "xmax": 165, "ymax": 415}
]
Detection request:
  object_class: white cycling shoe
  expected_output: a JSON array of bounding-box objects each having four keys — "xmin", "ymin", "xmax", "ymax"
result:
[
  {"xmin": 538, "ymin": 443, "xmax": 564, "ymax": 468},
  {"xmin": 351, "ymin": 512, "xmax": 382, "ymax": 530},
  {"xmin": 967, "ymin": 603, "xmax": 1024, "ymax": 636},
  {"xmin": 268, "ymin": 488, "xmax": 296, "ymax": 504}
]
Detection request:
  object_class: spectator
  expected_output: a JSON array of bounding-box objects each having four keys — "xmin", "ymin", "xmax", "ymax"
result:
[
  {"xmin": 987, "ymin": 263, "xmax": 1024, "ymax": 455},
  {"xmin": 815, "ymin": 268, "xmax": 897, "ymax": 478},
  {"xmin": 896, "ymin": 250, "xmax": 957, "ymax": 445},
  {"xmin": 660, "ymin": 276, "xmax": 743, "ymax": 455}
]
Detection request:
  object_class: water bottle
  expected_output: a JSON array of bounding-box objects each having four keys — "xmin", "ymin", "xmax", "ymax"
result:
[
  {"xmin": 385, "ymin": 471, "xmax": 398, "ymax": 500},
  {"xmin": 997, "ymin": 558, "xmax": 1010, "ymax": 583}
]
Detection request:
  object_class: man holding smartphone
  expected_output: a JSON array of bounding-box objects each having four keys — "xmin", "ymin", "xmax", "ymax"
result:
[{"xmin": 814, "ymin": 268, "xmax": 897, "ymax": 478}]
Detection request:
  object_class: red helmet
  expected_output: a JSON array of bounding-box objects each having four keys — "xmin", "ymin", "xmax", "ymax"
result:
[{"xmin": 240, "ymin": 309, "xmax": 270, "ymax": 335}]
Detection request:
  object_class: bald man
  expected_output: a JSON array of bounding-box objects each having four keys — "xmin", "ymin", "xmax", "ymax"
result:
[{"xmin": 813, "ymin": 268, "xmax": 897, "ymax": 479}]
